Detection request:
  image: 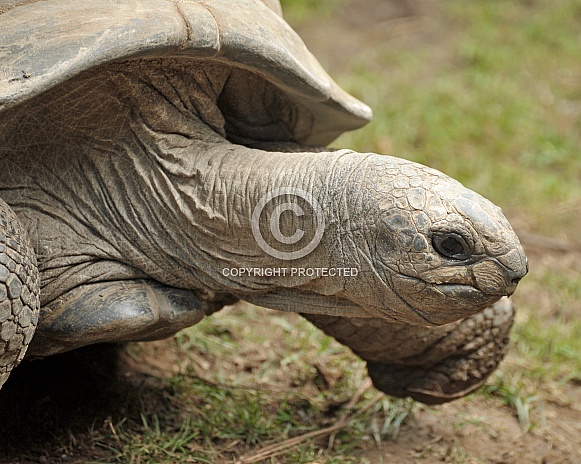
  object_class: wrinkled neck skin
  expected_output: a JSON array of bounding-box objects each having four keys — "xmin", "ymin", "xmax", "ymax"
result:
[
  {"xmin": 0, "ymin": 61, "xmax": 363, "ymax": 315},
  {"xmin": 0, "ymin": 60, "xmax": 526, "ymax": 325}
]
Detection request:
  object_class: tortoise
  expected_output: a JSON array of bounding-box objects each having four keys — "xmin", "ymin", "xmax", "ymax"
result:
[{"xmin": 0, "ymin": 0, "xmax": 527, "ymax": 404}]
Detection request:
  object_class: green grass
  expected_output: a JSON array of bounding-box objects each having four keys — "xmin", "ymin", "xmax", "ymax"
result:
[
  {"xmin": 88, "ymin": 306, "xmax": 416, "ymax": 463},
  {"xmin": 280, "ymin": 0, "xmax": 344, "ymax": 22},
  {"xmin": 323, "ymin": 0, "xmax": 581, "ymax": 449},
  {"xmin": 332, "ymin": 0, "xmax": 581, "ymax": 235},
  {"xmin": 290, "ymin": 0, "xmax": 581, "ymax": 457}
]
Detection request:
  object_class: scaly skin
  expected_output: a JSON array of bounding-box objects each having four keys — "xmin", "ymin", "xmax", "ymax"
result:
[
  {"xmin": 0, "ymin": 199, "xmax": 40, "ymax": 388},
  {"xmin": 304, "ymin": 298, "xmax": 514, "ymax": 404},
  {"xmin": 0, "ymin": 59, "xmax": 527, "ymax": 400}
]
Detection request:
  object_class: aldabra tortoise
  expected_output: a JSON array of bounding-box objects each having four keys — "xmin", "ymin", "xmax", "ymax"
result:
[{"xmin": 0, "ymin": 0, "xmax": 527, "ymax": 404}]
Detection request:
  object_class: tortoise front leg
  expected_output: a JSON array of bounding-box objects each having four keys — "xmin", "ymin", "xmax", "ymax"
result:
[
  {"xmin": 303, "ymin": 298, "xmax": 514, "ymax": 405},
  {"xmin": 26, "ymin": 280, "xmax": 230, "ymax": 357},
  {"xmin": 0, "ymin": 199, "xmax": 40, "ymax": 389}
]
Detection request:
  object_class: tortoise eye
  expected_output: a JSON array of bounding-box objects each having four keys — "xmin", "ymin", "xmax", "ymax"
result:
[{"xmin": 432, "ymin": 233, "xmax": 472, "ymax": 260}]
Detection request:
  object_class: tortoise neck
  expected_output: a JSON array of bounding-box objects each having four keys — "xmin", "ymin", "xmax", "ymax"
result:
[
  {"xmin": 158, "ymin": 138, "xmax": 350, "ymax": 296},
  {"xmin": 94, "ymin": 60, "xmax": 357, "ymax": 299},
  {"xmin": 0, "ymin": 59, "xmax": 360, "ymax": 312},
  {"xmin": 88, "ymin": 63, "xmax": 350, "ymax": 298}
]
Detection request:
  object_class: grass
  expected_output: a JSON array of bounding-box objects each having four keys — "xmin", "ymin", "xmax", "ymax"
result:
[
  {"xmin": 84, "ymin": 306, "xmax": 416, "ymax": 463},
  {"xmin": 289, "ymin": 0, "xmax": 580, "ymax": 458},
  {"xmin": 331, "ymin": 1, "xmax": 581, "ymax": 229}
]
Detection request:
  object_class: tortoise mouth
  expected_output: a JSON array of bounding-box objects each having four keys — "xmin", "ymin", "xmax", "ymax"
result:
[
  {"xmin": 396, "ymin": 281, "xmax": 508, "ymax": 325},
  {"xmin": 435, "ymin": 283, "xmax": 501, "ymax": 305}
]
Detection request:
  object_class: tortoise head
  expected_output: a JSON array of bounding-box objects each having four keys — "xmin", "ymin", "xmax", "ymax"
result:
[{"xmin": 335, "ymin": 155, "xmax": 528, "ymax": 325}]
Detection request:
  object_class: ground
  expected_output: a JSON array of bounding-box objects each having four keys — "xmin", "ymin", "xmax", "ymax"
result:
[{"xmin": 0, "ymin": 0, "xmax": 580, "ymax": 463}]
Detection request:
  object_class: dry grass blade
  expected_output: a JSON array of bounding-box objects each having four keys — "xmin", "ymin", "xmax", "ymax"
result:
[
  {"xmin": 327, "ymin": 378, "xmax": 373, "ymax": 450},
  {"xmin": 235, "ymin": 386, "xmax": 383, "ymax": 464}
]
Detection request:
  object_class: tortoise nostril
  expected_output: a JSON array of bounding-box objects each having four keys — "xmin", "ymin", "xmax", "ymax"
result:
[{"xmin": 511, "ymin": 277, "xmax": 521, "ymax": 285}]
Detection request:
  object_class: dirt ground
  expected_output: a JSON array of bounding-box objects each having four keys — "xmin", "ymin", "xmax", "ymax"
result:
[
  {"xmin": 0, "ymin": 0, "xmax": 580, "ymax": 463},
  {"xmin": 0, "ymin": 259, "xmax": 580, "ymax": 463}
]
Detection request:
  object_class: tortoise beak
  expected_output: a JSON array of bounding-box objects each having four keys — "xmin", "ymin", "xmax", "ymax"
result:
[
  {"xmin": 472, "ymin": 254, "xmax": 528, "ymax": 298},
  {"xmin": 504, "ymin": 257, "xmax": 528, "ymax": 296}
]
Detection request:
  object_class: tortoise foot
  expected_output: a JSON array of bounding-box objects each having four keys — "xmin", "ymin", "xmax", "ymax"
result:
[
  {"xmin": 304, "ymin": 298, "xmax": 514, "ymax": 405},
  {"xmin": 367, "ymin": 299, "xmax": 514, "ymax": 404}
]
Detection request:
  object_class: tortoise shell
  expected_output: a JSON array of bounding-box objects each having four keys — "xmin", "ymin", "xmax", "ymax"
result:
[{"xmin": 0, "ymin": 0, "xmax": 372, "ymax": 145}]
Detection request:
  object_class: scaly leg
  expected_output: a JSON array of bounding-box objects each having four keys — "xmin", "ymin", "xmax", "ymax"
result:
[
  {"xmin": 303, "ymin": 298, "xmax": 514, "ymax": 404},
  {"xmin": 0, "ymin": 199, "xmax": 40, "ymax": 389}
]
